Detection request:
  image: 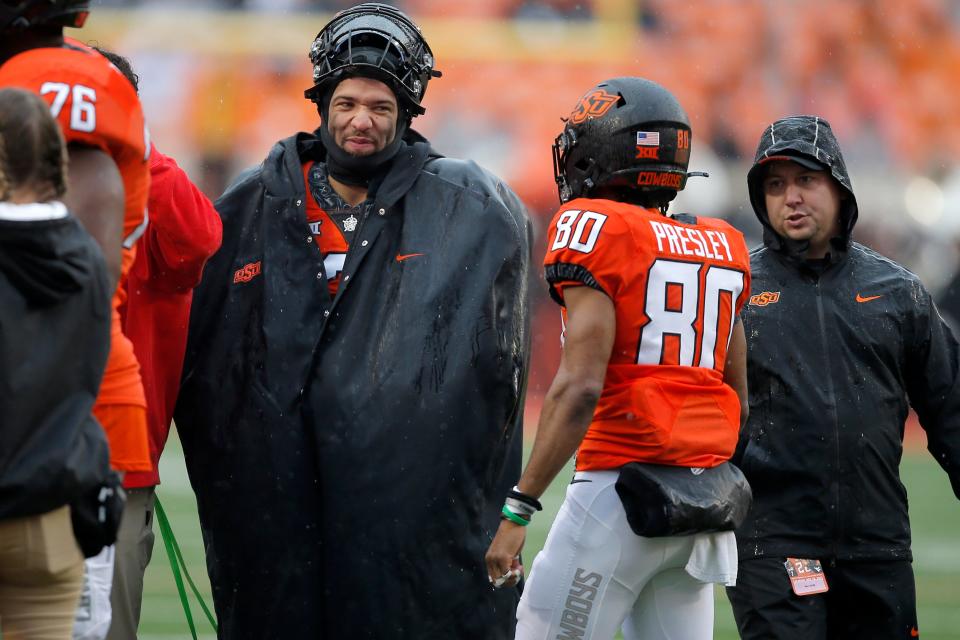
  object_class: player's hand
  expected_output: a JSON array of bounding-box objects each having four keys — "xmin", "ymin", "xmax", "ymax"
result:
[{"xmin": 485, "ymin": 519, "xmax": 526, "ymax": 588}]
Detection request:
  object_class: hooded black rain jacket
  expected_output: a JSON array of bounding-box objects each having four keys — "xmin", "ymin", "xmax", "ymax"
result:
[
  {"xmin": 0, "ymin": 204, "xmax": 112, "ymax": 520},
  {"xmin": 737, "ymin": 244, "xmax": 960, "ymax": 561},
  {"xmin": 176, "ymin": 130, "xmax": 531, "ymax": 639},
  {"xmin": 735, "ymin": 116, "xmax": 960, "ymax": 562}
]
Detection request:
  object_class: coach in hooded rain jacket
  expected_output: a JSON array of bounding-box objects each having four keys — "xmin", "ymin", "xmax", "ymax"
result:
[
  {"xmin": 733, "ymin": 116, "xmax": 960, "ymax": 565},
  {"xmin": 175, "ymin": 129, "xmax": 530, "ymax": 639}
]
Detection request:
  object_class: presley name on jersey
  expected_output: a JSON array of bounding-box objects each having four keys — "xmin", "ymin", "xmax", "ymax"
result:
[
  {"xmin": 0, "ymin": 38, "xmax": 152, "ymax": 472},
  {"xmin": 545, "ymin": 197, "xmax": 751, "ymax": 471}
]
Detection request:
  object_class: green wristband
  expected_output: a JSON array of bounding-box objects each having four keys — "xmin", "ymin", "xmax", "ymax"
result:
[{"xmin": 501, "ymin": 504, "xmax": 530, "ymax": 526}]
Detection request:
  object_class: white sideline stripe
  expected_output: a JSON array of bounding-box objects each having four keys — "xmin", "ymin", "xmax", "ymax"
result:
[{"xmin": 0, "ymin": 201, "xmax": 68, "ymax": 221}]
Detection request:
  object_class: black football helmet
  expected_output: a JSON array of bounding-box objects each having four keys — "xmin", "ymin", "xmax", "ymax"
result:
[
  {"xmin": 1, "ymin": 0, "xmax": 90, "ymax": 32},
  {"xmin": 304, "ymin": 3, "xmax": 441, "ymax": 118},
  {"xmin": 553, "ymin": 77, "xmax": 699, "ymax": 204}
]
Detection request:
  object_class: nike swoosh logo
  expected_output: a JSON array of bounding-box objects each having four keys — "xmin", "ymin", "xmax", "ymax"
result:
[
  {"xmin": 396, "ymin": 252, "xmax": 424, "ymax": 262},
  {"xmin": 856, "ymin": 293, "xmax": 882, "ymax": 303},
  {"xmin": 570, "ymin": 478, "xmax": 592, "ymax": 484}
]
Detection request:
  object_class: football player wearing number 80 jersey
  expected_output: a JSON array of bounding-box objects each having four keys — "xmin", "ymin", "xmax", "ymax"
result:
[{"xmin": 485, "ymin": 77, "xmax": 751, "ymax": 640}]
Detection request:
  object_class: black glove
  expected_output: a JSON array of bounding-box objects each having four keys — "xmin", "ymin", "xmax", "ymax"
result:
[{"xmin": 70, "ymin": 471, "xmax": 126, "ymax": 558}]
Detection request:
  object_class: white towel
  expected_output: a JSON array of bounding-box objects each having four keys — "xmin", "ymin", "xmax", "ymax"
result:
[{"xmin": 685, "ymin": 530, "xmax": 739, "ymax": 586}]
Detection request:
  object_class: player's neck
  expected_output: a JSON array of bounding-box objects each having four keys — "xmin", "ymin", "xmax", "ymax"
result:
[
  {"xmin": 7, "ymin": 184, "xmax": 57, "ymax": 204},
  {"xmin": 328, "ymin": 175, "xmax": 369, "ymax": 207},
  {"xmin": 0, "ymin": 31, "xmax": 64, "ymax": 64}
]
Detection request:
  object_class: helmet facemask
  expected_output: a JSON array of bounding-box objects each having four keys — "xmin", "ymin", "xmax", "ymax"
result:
[{"xmin": 304, "ymin": 3, "xmax": 440, "ymax": 120}]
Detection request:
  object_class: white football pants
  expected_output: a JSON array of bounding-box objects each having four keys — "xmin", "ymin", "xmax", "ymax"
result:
[{"xmin": 516, "ymin": 470, "xmax": 737, "ymax": 640}]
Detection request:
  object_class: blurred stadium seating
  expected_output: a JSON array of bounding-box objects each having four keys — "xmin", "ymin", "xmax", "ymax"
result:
[{"xmin": 79, "ymin": 0, "xmax": 960, "ymax": 400}]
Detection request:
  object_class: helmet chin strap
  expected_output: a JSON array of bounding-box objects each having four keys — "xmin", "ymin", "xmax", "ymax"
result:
[{"xmin": 320, "ymin": 124, "xmax": 406, "ymax": 187}]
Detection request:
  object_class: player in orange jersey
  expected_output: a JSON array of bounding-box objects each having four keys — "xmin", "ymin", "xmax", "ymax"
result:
[
  {"xmin": 1, "ymin": 1, "xmax": 152, "ymax": 636},
  {"xmin": 0, "ymin": 85, "xmax": 114, "ymax": 640},
  {"xmin": 0, "ymin": 1, "xmax": 152, "ymax": 476},
  {"xmin": 486, "ymin": 77, "xmax": 751, "ymax": 640}
]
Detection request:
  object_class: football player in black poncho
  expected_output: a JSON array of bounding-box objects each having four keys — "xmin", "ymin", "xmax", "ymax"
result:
[{"xmin": 176, "ymin": 4, "xmax": 531, "ymax": 638}]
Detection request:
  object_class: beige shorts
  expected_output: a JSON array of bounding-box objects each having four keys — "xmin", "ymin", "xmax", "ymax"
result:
[{"xmin": 0, "ymin": 505, "xmax": 85, "ymax": 639}]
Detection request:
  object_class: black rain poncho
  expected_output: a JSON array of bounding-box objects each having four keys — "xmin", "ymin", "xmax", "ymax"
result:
[{"xmin": 176, "ymin": 130, "xmax": 531, "ymax": 639}]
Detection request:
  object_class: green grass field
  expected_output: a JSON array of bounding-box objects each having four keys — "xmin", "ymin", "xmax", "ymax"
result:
[{"xmin": 141, "ymin": 432, "xmax": 960, "ymax": 639}]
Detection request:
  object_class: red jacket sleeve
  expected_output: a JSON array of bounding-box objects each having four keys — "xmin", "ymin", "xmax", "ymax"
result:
[{"xmin": 135, "ymin": 144, "xmax": 222, "ymax": 293}]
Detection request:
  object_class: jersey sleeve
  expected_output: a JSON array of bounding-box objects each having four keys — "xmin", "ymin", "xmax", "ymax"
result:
[
  {"xmin": 543, "ymin": 199, "xmax": 632, "ymax": 305},
  {"xmin": 0, "ymin": 45, "xmax": 148, "ymax": 163},
  {"xmin": 58, "ymin": 73, "xmax": 145, "ymax": 162},
  {"xmin": 0, "ymin": 45, "xmax": 151, "ymax": 249},
  {"xmin": 135, "ymin": 146, "xmax": 222, "ymax": 292},
  {"xmin": 714, "ymin": 220, "xmax": 752, "ymax": 316}
]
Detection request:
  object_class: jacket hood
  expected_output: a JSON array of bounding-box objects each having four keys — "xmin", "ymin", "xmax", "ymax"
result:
[
  {"xmin": 284, "ymin": 126, "xmax": 440, "ymax": 207},
  {"xmin": 747, "ymin": 115, "xmax": 859, "ymax": 258},
  {"xmin": 0, "ymin": 202, "xmax": 102, "ymax": 306}
]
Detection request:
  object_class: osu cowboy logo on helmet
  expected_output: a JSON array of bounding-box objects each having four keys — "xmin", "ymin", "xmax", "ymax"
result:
[{"xmin": 569, "ymin": 89, "xmax": 620, "ymax": 125}]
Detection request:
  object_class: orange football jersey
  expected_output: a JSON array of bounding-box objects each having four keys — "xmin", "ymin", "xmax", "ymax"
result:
[
  {"xmin": 0, "ymin": 39, "xmax": 151, "ymax": 471},
  {"xmin": 544, "ymin": 198, "xmax": 751, "ymax": 470},
  {"xmin": 302, "ymin": 162, "xmax": 350, "ymax": 296}
]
